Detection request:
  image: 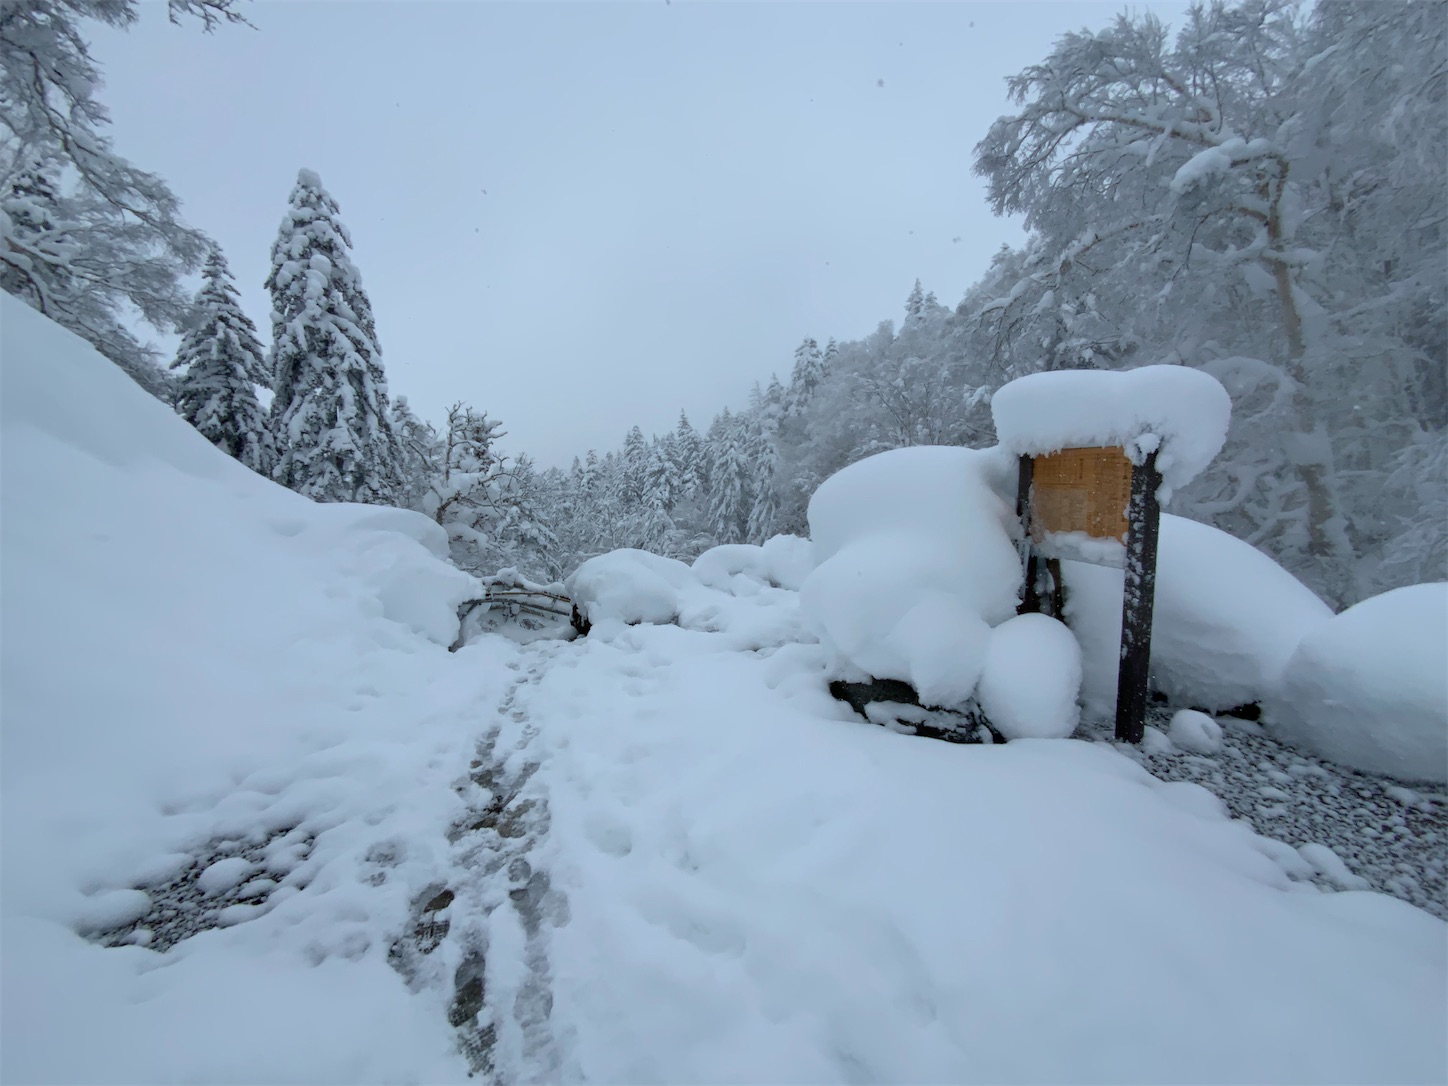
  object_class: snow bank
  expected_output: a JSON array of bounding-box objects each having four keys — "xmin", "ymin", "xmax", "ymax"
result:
[
  {"xmin": 991, "ymin": 364, "xmax": 1232, "ymax": 495},
  {"xmin": 800, "ymin": 446, "xmax": 1026, "ymax": 708},
  {"xmin": 1265, "ymin": 584, "xmax": 1448, "ymax": 784},
  {"xmin": 1062, "ymin": 514, "xmax": 1333, "ymax": 715},
  {"xmin": 1, "ymin": 297, "xmax": 494, "ymax": 1082},
  {"xmin": 692, "ymin": 535, "xmax": 814, "ymax": 594},
  {"xmin": 566, "ymin": 548, "xmax": 696, "ymax": 626}
]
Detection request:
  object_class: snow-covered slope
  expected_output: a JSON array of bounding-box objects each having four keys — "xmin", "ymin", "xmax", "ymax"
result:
[
  {"xmin": 3, "ymin": 297, "xmax": 1445, "ymax": 1084},
  {"xmin": 1, "ymin": 297, "xmax": 490, "ymax": 1082}
]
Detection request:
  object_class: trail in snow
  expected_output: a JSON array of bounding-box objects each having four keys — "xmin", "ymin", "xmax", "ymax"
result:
[{"xmin": 388, "ymin": 640, "xmax": 572, "ymax": 1083}]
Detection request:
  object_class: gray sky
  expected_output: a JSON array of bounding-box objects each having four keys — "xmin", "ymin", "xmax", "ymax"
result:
[{"xmin": 92, "ymin": 1, "xmax": 1187, "ymax": 469}]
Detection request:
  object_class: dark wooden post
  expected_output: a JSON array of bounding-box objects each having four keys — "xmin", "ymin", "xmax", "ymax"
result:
[
  {"xmin": 1115, "ymin": 451, "xmax": 1162, "ymax": 742},
  {"xmin": 1016, "ymin": 455, "xmax": 1042, "ymax": 615}
]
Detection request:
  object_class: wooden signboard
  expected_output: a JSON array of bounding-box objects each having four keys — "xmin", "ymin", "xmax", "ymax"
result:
[
  {"xmin": 1028, "ymin": 446, "xmax": 1134, "ymax": 544},
  {"xmin": 1017, "ymin": 447, "xmax": 1161, "ymax": 745}
]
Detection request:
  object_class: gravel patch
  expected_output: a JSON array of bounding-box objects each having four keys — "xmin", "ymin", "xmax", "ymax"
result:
[{"xmin": 1084, "ymin": 705, "xmax": 1447, "ymax": 920}]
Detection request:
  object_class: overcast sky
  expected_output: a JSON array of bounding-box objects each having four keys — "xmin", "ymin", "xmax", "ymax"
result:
[{"xmin": 91, "ymin": 1, "xmax": 1187, "ymax": 469}]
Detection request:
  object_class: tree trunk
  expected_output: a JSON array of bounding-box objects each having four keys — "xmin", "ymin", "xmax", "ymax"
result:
[{"xmin": 1266, "ymin": 183, "xmax": 1359, "ymax": 606}]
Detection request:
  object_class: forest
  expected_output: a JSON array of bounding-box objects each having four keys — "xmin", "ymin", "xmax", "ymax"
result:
[{"xmin": 3, "ymin": 0, "xmax": 1443, "ymax": 609}]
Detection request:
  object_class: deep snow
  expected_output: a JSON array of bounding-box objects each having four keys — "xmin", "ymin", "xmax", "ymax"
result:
[{"xmin": 3, "ymin": 297, "xmax": 1445, "ymax": 1084}]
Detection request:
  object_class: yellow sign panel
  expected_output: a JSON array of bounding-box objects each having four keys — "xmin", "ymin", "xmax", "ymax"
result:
[{"xmin": 1030, "ymin": 446, "xmax": 1133, "ymax": 542}]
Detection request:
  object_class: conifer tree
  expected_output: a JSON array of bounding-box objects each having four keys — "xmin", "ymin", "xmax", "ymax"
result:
[
  {"xmin": 390, "ymin": 395, "xmax": 439, "ymax": 510},
  {"xmin": 266, "ymin": 169, "xmax": 403, "ymax": 504},
  {"xmin": 707, "ymin": 410, "xmax": 752, "ymax": 544},
  {"xmin": 618, "ymin": 425, "xmax": 650, "ymax": 508},
  {"xmin": 171, "ymin": 247, "xmax": 275, "ymax": 473}
]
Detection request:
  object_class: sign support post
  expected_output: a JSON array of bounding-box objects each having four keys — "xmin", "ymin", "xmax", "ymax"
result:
[{"xmin": 1114, "ymin": 451, "xmax": 1161, "ymax": 743}]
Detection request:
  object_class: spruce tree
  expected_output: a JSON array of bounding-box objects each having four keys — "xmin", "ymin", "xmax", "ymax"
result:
[
  {"xmin": 674, "ymin": 410, "xmax": 706, "ymax": 498},
  {"xmin": 266, "ymin": 169, "xmax": 403, "ymax": 504},
  {"xmin": 171, "ymin": 247, "xmax": 275, "ymax": 473},
  {"xmin": 707, "ymin": 410, "xmax": 752, "ymax": 544}
]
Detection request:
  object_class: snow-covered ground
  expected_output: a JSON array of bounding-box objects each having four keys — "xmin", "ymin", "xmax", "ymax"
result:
[{"xmin": 3, "ymin": 297, "xmax": 1445, "ymax": 1083}]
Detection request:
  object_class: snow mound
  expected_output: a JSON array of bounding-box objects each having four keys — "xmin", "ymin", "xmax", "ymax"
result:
[
  {"xmin": 977, "ymin": 614, "xmax": 1082, "ymax": 739},
  {"xmin": 1169, "ymin": 709, "xmax": 1224, "ymax": 755},
  {"xmin": 567, "ymin": 548, "xmax": 696, "ymax": 626},
  {"xmin": 801, "ymin": 446, "xmax": 1026, "ymax": 708},
  {"xmin": 692, "ymin": 535, "xmax": 813, "ymax": 594},
  {"xmin": 991, "ymin": 364, "xmax": 1232, "ymax": 495},
  {"xmin": 1062, "ymin": 514, "xmax": 1333, "ymax": 715},
  {"xmin": 1265, "ymin": 584, "xmax": 1448, "ymax": 784}
]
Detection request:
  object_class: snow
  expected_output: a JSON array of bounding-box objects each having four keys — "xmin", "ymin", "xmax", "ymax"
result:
[
  {"xmin": 3, "ymin": 297, "xmax": 1445, "ymax": 1084},
  {"xmin": 1062, "ymin": 514, "xmax": 1334, "ymax": 716},
  {"xmin": 991, "ymin": 364, "xmax": 1233, "ymax": 495},
  {"xmin": 2, "ymin": 297, "xmax": 485, "ymax": 1083},
  {"xmin": 800, "ymin": 445, "xmax": 1022, "ymax": 708},
  {"xmin": 1264, "ymin": 583, "xmax": 1448, "ymax": 784},
  {"xmin": 566, "ymin": 548, "xmax": 695, "ymax": 626},
  {"xmin": 977, "ymin": 613, "xmax": 1082, "ymax": 739},
  {"xmin": 692, "ymin": 535, "xmax": 813, "ymax": 594},
  {"xmin": 1169, "ymin": 709, "xmax": 1224, "ymax": 755},
  {"xmin": 197, "ymin": 857, "xmax": 257, "ymax": 896}
]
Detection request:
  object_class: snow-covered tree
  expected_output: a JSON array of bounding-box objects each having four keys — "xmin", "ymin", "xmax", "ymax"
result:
[
  {"xmin": 617, "ymin": 425, "xmax": 649, "ymax": 509},
  {"xmin": 0, "ymin": 150, "xmax": 177, "ymax": 398},
  {"xmin": 785, "ymin": 337, "xmax": 826, "ymax": 418},
  {"xmin": 707, "ymin": 410, "xmax": 752, "ymax": 544},
  {"xmin": 170, "ymin": 247, "xmax": 274, "ymax": 473},
  {"xmin": 423, "ymin": 402, "xmax": 545, "ymax": 575},
  {"xmin": 390, "ymin": 395, "xmax": 440, "ymax": 510},
  {"xmin": 1, "ymin": 0, "xmax": 247, "ymax": 399},
  {"xmin": 673, "ymin": 410, "xmax": 705, "ymax": 499},
  {"xmin": 266, "ymin": 168, "xmax": 403, "ymax": 504},
  {"xmin": 970, "ymin": 0, "xmax": 1425, "ymax": 602}
]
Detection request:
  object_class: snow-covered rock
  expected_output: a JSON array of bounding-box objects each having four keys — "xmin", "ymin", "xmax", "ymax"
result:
[
  {"xmin": 1061, "ymin": 514, "xmax": 1333, "ymax": 716},
  {"xmin": 991, "ymin": 364, "xmax": 1232, "ymax": 497},
  {"xmin": 1169, "ymin": 709, "xmax": 1224, "ymax": 755},
  {"xmin": 566, "ymin": 548, "xmax": 696, "ymax": 626},
  {"xmin": 1265, "ymin": 584, "xmax": 1448, "ymax": 784}
]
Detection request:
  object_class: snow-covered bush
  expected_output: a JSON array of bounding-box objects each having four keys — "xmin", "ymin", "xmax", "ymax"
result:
[{"xmin": 1264, "ymin": 584, "xmax": 1448, "ymax": 784}]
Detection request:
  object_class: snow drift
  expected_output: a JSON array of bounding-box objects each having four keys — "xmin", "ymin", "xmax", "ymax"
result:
[
  {"xmin": 1061, "ymin": 514, "xmax": 1334, "ymax": 715},
  {"xmin": 1, "ymin": 296, "xmax": 490, "ymax": 1083},
  {"xmin": 1265, "ymin": 584, "xmax": 1448, "ymax": 783}
]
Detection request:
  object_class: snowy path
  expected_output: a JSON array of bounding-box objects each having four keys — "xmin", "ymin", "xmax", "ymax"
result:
[{"xmin": 443, "ymin": 620, "xmax": 1447, "ymax": 1084}]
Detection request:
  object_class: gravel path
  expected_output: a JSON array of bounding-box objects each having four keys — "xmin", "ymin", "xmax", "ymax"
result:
[{"xmin": 1083, "ymin": 706, "xmax": 1447, "ymax": 920}]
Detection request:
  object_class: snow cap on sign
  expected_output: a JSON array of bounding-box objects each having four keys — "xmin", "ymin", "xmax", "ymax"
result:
[{"xmin": 990, "ymin": 365, "xmax": 1232, "ymax": 496}]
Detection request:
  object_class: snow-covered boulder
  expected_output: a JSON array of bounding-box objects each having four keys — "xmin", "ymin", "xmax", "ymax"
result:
[
  {"xmin": 1264, "ymin": 584, "xmax": 1448, "ymax": 784},
  {"xmin": 801, "ymin": 445, "xmax": 1033, "ymax": 711},
  {"xmin": 566, "ymin": 549, "xmax": 697, "ymax": 627},
  {"xmin": 1061, "ymin": 514, "xmax": 1333, "ymax": 715},
  {"xmin": 991, "ymin": 364, "xmax": 1232, "ymax": 498}
]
